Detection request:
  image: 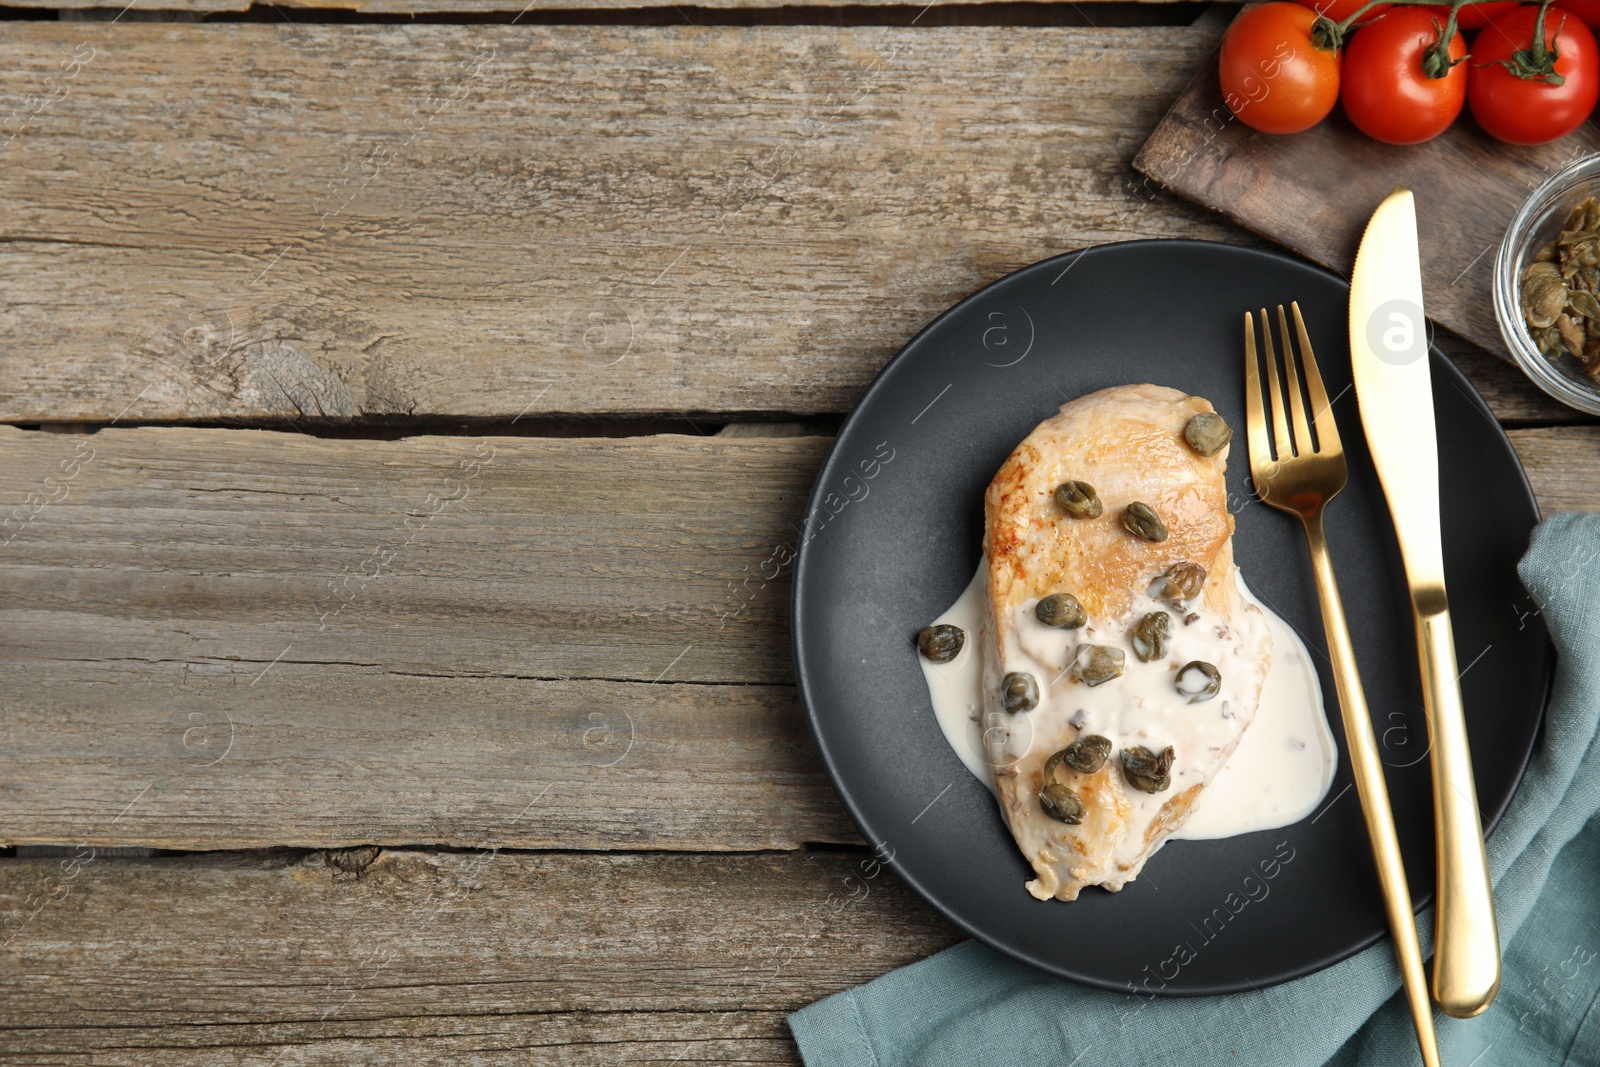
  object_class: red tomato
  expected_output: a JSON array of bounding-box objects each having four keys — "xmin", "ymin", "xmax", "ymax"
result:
[
  {"xmin": 1415, "ymin": 2, "xmax": 1516, "ymax": 30},
  {"xmin": 1555, "ymin": 0, "xmax": 1600, "ymax": 28},
  {"xmin": 1469, "ymin": 4, "xmax": 1600, "ymax": 145},
  {"xmin": 1341, "ymin": 7, "xmax": 1468, "ymax": 143},
  {"xmin": 1293, "ymin": 0, "xmax": 1390, "ymax": 21},
  {"xmin": 1220, "ymin": 3, "xmax": 1342, "ymax": 134},
  {"xmin": 1454, "ymin": 2, "xmax": 1518, "ymax": 29}
]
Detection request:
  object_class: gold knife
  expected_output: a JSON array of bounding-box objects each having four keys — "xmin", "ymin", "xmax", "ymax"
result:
[{"xmin": 1349, "ymin": 187, "xmax": 1500, "ymax": 1018}]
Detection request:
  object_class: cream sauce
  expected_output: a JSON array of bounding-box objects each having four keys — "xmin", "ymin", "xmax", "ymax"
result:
[{"xmin": 918, "ymin": 561, "xmax": 1335, "ymax": 841}]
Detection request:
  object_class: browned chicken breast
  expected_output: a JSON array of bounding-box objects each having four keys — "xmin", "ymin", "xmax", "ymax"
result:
[{"xmin": 979, "ymin": 384, "xmax": 1273, "ymax": 901}]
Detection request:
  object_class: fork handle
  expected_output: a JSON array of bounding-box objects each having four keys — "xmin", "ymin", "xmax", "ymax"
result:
[
  {"xmin": 1414, "ymin": 598, "xmax": 1501, "ymax": 1018},
  {"xmin": 1303, "ymin": 512, "xmax": 1441, "ymax": 1067}
]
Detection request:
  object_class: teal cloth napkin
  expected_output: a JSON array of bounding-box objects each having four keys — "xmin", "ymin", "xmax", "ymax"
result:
[{"xmin": 791, "ymin": 513, "xmax": 1600, "ymax": 1067}]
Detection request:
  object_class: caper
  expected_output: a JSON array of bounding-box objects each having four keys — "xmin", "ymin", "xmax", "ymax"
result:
[
  {"xmin": 1130, "ymin": 611, "xmax": 1171, "ymax": 663},
  {"xmin": 1047, "ymin": 734, "xmax": 1112, "ymax": 777},
  {"xmin": 1002, "ymin": 671, "xmax": 1039, "ymax": 714},
  {"xmin": 1121, "ymin": 501, "xmax": 1169, "ymax": 542},
  {"xmin": 916, "ymin": 623, "xmax": 965, "ymax": 663},
  {"xmin": 1054, "ymin": 480, "xmax": 1103, "ymax": 520},
  {"xmin": 1522, "ymin": 260, "xmax": 1568, "ymax": 329},
  {"xmin": 1148, "ymin": 561, "xmax": 1207, "ymax": 607},
  {"xmin": 1571, "ymin": 289, "xmax": 1600, "ymax": 321},
  {"xmin": 1121, "ymin": 744, "xmax": 1175, "ymax": 794},
  {"xmin": 1069, "ymin": 644, "xmax": 1125, "ymax": 687},
  {"xmin": 1184, "ymin": 412, "xmax": 1233, "ymax": 458},
  {"xmin": 1039, "ymin": 781, "xmax": 1086, "ymax": 824},
  {"xmin": 1175, "ymin": 660, "xmax": 1222, "ymax": 704},
  {"xmin": 1035, "ymin": 593, "xmax": 1087, "ymax": 629}
]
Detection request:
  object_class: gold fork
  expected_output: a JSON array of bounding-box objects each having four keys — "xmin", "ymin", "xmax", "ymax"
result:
[{"xmin": 1246, "ymin": 304, "xmax": 1441, "ymax": 1067}]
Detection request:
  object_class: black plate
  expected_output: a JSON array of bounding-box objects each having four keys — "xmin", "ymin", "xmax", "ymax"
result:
[{"xmin": 791, "ymin": 240, "xmax": 1552, "ymax": 995}]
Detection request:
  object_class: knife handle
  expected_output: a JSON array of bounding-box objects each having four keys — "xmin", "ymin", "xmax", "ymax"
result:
[{"xmin": 1415, "ymin": 593, "xmax": 1501, "ymax": 1017}]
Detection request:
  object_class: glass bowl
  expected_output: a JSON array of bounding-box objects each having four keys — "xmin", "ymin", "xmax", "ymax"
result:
[{"xmin": 1494, "ymin": 152, "xmax": 1600, "ymax": 416}]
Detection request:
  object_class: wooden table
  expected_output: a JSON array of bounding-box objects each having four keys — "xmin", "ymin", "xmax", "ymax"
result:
[{"xmin": 2, "ymin": 1, "xmax": 1596, "ymax": 1061}]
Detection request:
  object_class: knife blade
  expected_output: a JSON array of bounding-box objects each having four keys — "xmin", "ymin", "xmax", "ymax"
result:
[{"xmin": 1350, "ymin": 187, "xmax": 1501, "ymax": 1018}]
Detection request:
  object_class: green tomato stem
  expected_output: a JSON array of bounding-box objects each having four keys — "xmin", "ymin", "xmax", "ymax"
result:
[
  {"xmin": 1313, "ymin": 0, "xmax": 1393, "ymax": 51},
  {"xmin": 1420, "ymin": 0, "xmax": 1469, "ymax": 79},
  {"xmin": 1477, "ymin": 0, "xmax": 1567, "ymax": 84}
]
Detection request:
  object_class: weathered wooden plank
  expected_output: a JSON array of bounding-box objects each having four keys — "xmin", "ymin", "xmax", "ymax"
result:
[
  {"xmin": 0, "ymin": 849, "xmax": 961, "ymax": 1063},
  {"xmin": 1, "ymin": 426, "xmax": 820, "ymax": 688},
  {"xmin": 24, "ymin": 0, "xmax": 1212, "ymax": 14},
  {"xmin": 1508, "ymin": 427, "xmax": 1600, "ymax": 515},
  {"xmin": 3, "ymin": 424, "xmax": 1595, "ymax": 852},
  {"xmin": 4, "ymin": 1011, "xmax": 804, "ymax": 1067},
  {"xmin": 0, "ymin": 663, "xmax": 859, "ymax": 850},
  {"xmin": 0, "ymin": 425, "xmax": 842, "ymax": 849},
  {"xmin": 0, "ymin": 22, "xmax": 1234, "ymax": 423}
]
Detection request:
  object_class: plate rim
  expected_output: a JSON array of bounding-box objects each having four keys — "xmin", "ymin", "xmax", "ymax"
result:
[{"xmin": 790, "ymin": 237, "xmax": 1552, "ymax": 995}]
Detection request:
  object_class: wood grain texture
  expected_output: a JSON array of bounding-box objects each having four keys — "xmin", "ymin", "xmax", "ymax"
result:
[
  {"xmin": 3, "ymin": 423, "xmax": 1596, "ymax": 851},
  {"xmin": 15, "ymin": 0, "xmax": 1209, "ymax": 13},
  {"xmin": 0, "ymin": 849, "xmax": 962, "ymax": 1062},
  {"xmin": 1, "ymin": 426, "xmax": 821, "ymax": 687},
  {"xmin": 1134, "ymin": 44, "xmax": 1600, "ymax": 363},
  {"xmin": 1, "ymin": 426, "xmax": 838, "ymax": 848},
  {"xmin": 0, "ymin": 664, "xmax": 860, "ymax": 850},
  {"xmin": 0, "ymin": 22, "xmax": 1234, "ymax": 424},
  {"xmin": 1508, "ymin": 426, "xmax": 1600, "ymax": 515}
]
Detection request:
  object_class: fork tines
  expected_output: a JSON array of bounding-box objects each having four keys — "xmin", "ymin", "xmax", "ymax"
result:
[{"xmin": 1244, "ymin": 302, "xmax": 1343, "ymax": 463}]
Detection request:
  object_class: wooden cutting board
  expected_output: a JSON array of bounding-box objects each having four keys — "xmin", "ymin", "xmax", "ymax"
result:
[{"xmin": 1134, "ymin": 42, "xmax": 1600, "ymax": 360}]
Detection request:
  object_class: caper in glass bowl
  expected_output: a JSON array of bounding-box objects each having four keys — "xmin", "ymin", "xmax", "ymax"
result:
[{"xmin": 1494, "ymin": 153, "xmax": 1600, "ymax": 416}]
